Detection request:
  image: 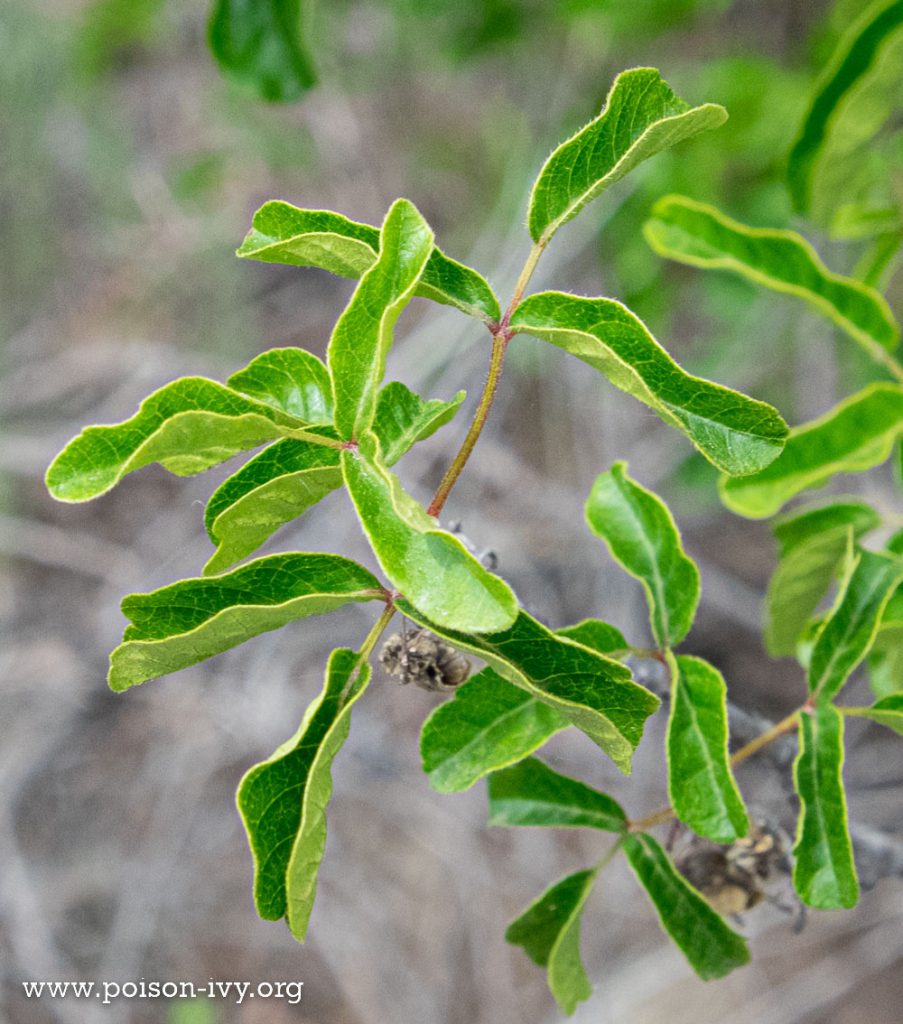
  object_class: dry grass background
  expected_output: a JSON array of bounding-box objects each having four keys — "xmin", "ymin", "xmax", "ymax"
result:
[{"xmin": 2, "ymin": 1, "xmax": 903, "ymax": 1021}]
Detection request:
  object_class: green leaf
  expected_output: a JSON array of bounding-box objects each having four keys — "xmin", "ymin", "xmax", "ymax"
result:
[
  {"xmin": 208, "ymin": 0, "xmax": 316, "ymax": 103},
  {"xmin": 868, "ymin": 623, "xmax": 903, "ymax": 697},
  {"xmin": 505, "ymin": 869, "xmax": 597, "ymax": 1016},
  {"xmin": 510, "ymin": 292, "xmax": 787, "ymax": 477},
  {"xmin": 420, "ymin": 669, "xmax": 568, "ymax": 793},
  {"xmin": 487, "ymin": 757, "xmax": 627, "ymax": 832},
  {"xmin": 792, "ymin": 703, "xmax": 859, "ymax": 909},
  {"xmin": 237, "ymin": 648, "xmax": 370, "ymax": 940},
  {"xmin": 772, "ymin": 499, "xmax": 882, "ymax": 555},
  {"xmin": 787, "ymin": 0, "xmax": 903, "ymax": 215},
  {"xmin": 643, "ymin": 195, "xmax": 899, "ymax": 354},
  {"xmin": 845, "ymin": 693, "xmax": 903, "ymax": 735},
  {"xmin": 225, "ymin": 346, "xmax": 333, "ymax": 422},
  {"xmin": 766, "ymin": 501, "xmax": 881, "ymax": 657},
  {"xmin": 45, "ymin": 376, "xmax": 336, "ymax": 503},
  {"xmin": 237, "ymin": 201, "xmax": 501, "ymax": 323},
  {"xmin": 666, "ymin": 654, "xmax": 748, "ymax": 843},
  {"xmin": 808, "ymin": 547, "xmax": 903, "ymax": 701},
  {"xmin": 203, "ymin": 384, "xmax": 464, "ymax": 575},
  {"xmin": 399, "ymin": 601, "xmax": 660, "ymax": 775},
  {"xmin": 528, "ymin": 67, "xmax": 726, "ymax": 245},
  {"xmin": 555, "ymin": 618, "xmax": 629, "ymax": 657},
  {"xmin": 342, "ymin": 438, "xmax": 517, "ymax": 634},
  {"xmin": 372, "ymin": 382, "xmax": 466, "ymax": 466},
  {"xmin": 720, "ymin": 383, "xmax": 903, "ymax": 518},
  {"xmin": 623, "ymin": 832, "xmax": 750, "ymax": 980},
  {"xmin": 107, "ymin": 553, "xmax": 382, "ymax": 691},
  {"xmin": 328, "ymin": 199, "xmax": 433, "ymax": 441},
  {"xmin": 585, "ymin": 462, "xmax": 699, "ymax": 648}
]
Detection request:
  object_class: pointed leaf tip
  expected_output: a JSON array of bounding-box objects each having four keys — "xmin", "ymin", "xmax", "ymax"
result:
[{"xmin": 528, "ymin": 68, "xmax": 726, "ymax": 244}]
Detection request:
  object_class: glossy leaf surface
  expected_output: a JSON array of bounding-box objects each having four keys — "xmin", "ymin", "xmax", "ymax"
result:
[
  {"xmin": 720, "ymin": 384, "xmax": 903, "ymax": 518},
  {"xmin": 225, "ymin": 347, "xmax": 333, "ymax": 422},
  {"xmin": 208, "ymin": 0, "xmax": 316, "ymax": 103},
  {"xmin": 766, "ymin": 501, "xmax": 881, "ymax": 656},
  {"xmin": 666, "ymin": 654, "xmax": 748, "ymax": 842},
  {"xmin": 528, "ymin": 68, "xmax": 726, "ymax": 244},
  {"xmin": 342, "ymin": 440, "xmax": 518, "ymax": 633},
  {"xmin": 511, "ymin": 292, "xmax": 787, "ymax": 477},
  {"xmin": 808, "ymin": 547, "xmax": 903, "ymax": 701},
  {"xmin": 108, "ymin": 553, "xmax": 382, "ymax": 691},
  {"xmin": 238, "ymin": 201, "xmax": 500, "ymax": 322},
  {"xmin": 399, "ymin": 601, "xmax": 660, "ymax": 774},
  {"xmin": 623, "ymin": 833, "xmax": 750, "ymax": 979},
  {"xmin": 237, "ymin": 648, "xmax": 370, "ymax": 940},
  {"xmin": 420, "ymin": 669, "xmax": 568, "ymax": 793},
  {"xmin": 487, "ymin": 757, "xmax": 626, "ymax": 832},
  {"xmin": 644, "ymin": 196, "xmax": 899, "ymax": 353},
  {"xmin": 792, "ymin": 704, "xmax": 859, "ymax": 909},
  {"xmin": 203, "ymin": 384, "xmax": 464, "ymax": 575},
  {"xmin": 328, "ymin": 199, "xmax": 433, "ymax": 440},
  {"xmin": 45, "ymin": 376, "xmax": 332, "ymax": 503},
  {"xmin": 506, "ymin": 870, "xmax": 597, "ymax": 1015},
  {"xmin": 585, "ymin": 462, "xmax": 699, "ymax": 648}
]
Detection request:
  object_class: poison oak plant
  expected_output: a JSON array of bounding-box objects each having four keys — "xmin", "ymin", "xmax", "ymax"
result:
[{"xmin": 45, "ymin": 45, "xmax": 903, "ymax": 1018}]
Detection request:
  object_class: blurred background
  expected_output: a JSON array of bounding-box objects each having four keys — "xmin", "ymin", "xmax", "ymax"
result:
[{"xmin": 3, "ymin": 0, "xmax": 903, "ymax": 1021}]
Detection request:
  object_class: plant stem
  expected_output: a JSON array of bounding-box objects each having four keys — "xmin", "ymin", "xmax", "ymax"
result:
[
  {"xmin": 628, "ymin": 703, "xmax": 805, "ymax": 834},
  {"xmin": 507, "ymin": 241, "xmax": 545, "ymax": 316},
  {"xmin": 427, "ymin": 240, "xmax": 546, "ymax": 518},
  {"xmin": 729, "ymin": 707, "xmax": 801, "ymax": 768},
  {"xmin": 358, "ymin": 600, "xmax": 397, "ymax": 662},
  {"xmin": 428, "ymin": 326, "xmax": 509, "ymax": 517}
]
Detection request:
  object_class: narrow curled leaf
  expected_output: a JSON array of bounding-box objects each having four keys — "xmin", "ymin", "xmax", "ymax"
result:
[
  {"xmin": 666, "ymin": 654, "xmax": 748, "ymax": 843},
  {"xmin": 528, "ymin": 67, "xmax": 726, "ymax": 244},
  {"xmin": 556, "ymin": 618, "xmax": 629, "ymax": 657},
  {"xmin": 511, "ymin": 292, "xmax": 787, "ymax": 477},
  {"xmin": 237, "ymin": 648, "xmax": 371, "ymax": 940},
  {"xmin": 225, "ymin": 347, "xmax": 333, "ymax": 422},
  {"xmin": 208, "ymin": 0, "xmax": 316, "ymax": 103},
  {"xmin": 328, "ymin": 199, "xmax": 433, "ymax": 440},
  {"xmin": 108, "ymin": 553, "xmax": 382, "ymax": 691},
  {"xmin": 808, "ymin": 547, "xmax": 903, "ymax": 701},
  {"xmin": 585, "ymin": 462, "xmax": 699, "ymax": 648},
  {"xmin": 238, "ymin": 201, "xmax": 500, "ymax": 322},
  {"xmin": 420, "ymin": 669, "xmax": 568, "ymax": 794},
  {"xmin": 45, "ymin": 376, "xmax": 333, "ymax": 503},
  {"xmin": 844, "ymin": 693, "xmax": 903, "ymax": 735},
  {"xmin": 399, "ymin": 601, "xmax": 660, "ymax": 775},
  {"xmin": 792, "ymin": 704, "xmax": 859, "ymax": 909},
  {"xmin": 766, "ymin": 501, "xmax": 881, "ymax": 657},
  {"xmin": 720, "ymin": 384, "xmax": 903, "ymax": 518},
  {"xmin": 788, "ymin": 0, "xmax": 903, "ymax": 214},
  {"xmin": 505, "ymin": 870, "xmax": 597, "ymax": 1016},
  {"xmin": 203, "ymin": 384, "xmax": 464, "ymax": 575},
  {"xmin": 623, "ymin": 832, "xmax": 750, "ymax": 980},
  {"xmin": 487, "ymin": 757, "xmax": 627, "ymax": 832},
  {"xmin": 342, "ymin": 439, "xmax": 517, "ymax": 634},
  {"xmin": 644, "ymin": 195, "xmax": 899, "ymax": 353}
]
